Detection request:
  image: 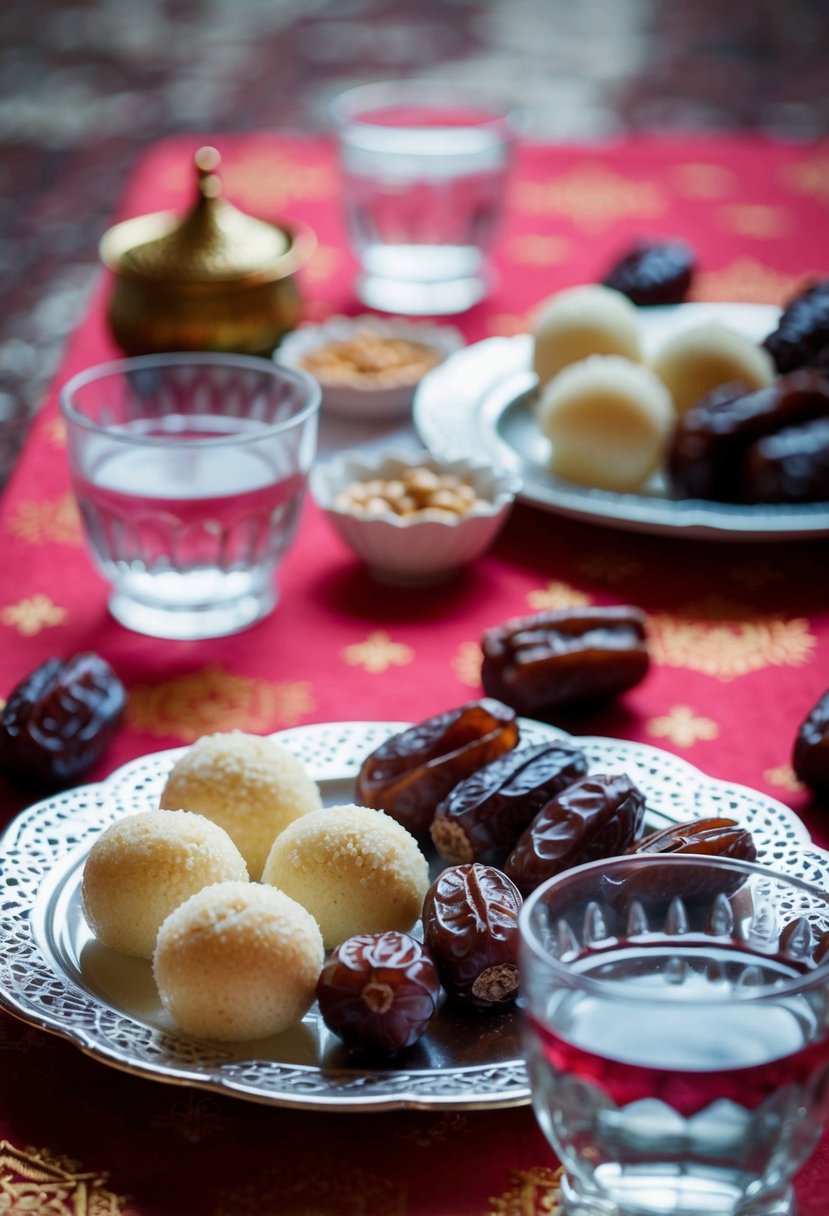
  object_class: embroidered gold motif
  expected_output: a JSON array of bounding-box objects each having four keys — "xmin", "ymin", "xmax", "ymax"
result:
[
  {"xmin": 161, "ymin": 150, "xmax": 336, "ymax": 209},
  {"xmin": 489, "ymin": 1165, "xmax": 564, "ymax": 1215},
  {"xmin": 342, "ymin": 631, "xmax": 414, "ymax": 674},
  {"xmin": 673, "ymin": 163, "xmax": 735, "ymax": 199},
  {"xmin": 528, "ymin": 581, "xmax": 592, "ymax": 612},
  {"xmin": 578, "ymin": 552, "xmax": 642, "ymax": 584},
  {"xmin": 6, "ymin": 493, "xmax": 83, "ymax": 546},
  {"xmin": 690, "ymin": 258, "xmax": 802, "ymax": 306},
  {"xmin": 214, "ymin": 1158, "xmax": 405, "ymax": 1215},
  {"xmin": 0, "ymin": 1140, "xmax": 125, "ymax": 1215},
  {"xmin": 149, "ymin": 1092, "xmax": 237, "ymax": 1144},
  {"xmin": 453, "ymin": 640, "xmax": 483, "ymax": 688},
  {"xmin": 127, "ymin": 664, "xmax": 314, "ymax": 741},
  {"xmin": 718, "ymin": 204, "xmax": 789, "ymax": 239},
  {"xmin": 304, "ymin": 243, "xmax": 344, "ymax": 284},
  {"xmin": 45, "ymin": 417, "xmax": 67, "ymax": 448},
  {"xmin": 486, "ymin": 313, "xmax": 533, "ymax": 337},
  {"xmin": 648, "ymin": 597, "xmax": 816, "ymax": 681},
  {"xmin": 647, "ymin": 705, "xmax": 719, "ymax": 748},
  {"xmin": 764, "ymin": 763, "xmax": 807, "ymax": 793},
  {"xmin": 507, "ymin": 234, "xmax": 572, "ymax": 266},
  {"xmin": 394, "ymin": 1112, "xmax": 468, "ymax": 1147},
  {"xmin": 780, "ymin": 150, "xmax": 829, "ymax": 206},
  {"xmin": 1, "ymin": 594, "xmax": 67, "ymax": 636},
  {"xmin": 516, "ymin": 164, "xmax": 664, "ymax": 230}
]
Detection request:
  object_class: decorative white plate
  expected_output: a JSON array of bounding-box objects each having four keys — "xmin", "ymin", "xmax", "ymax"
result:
[
  {"xmin": 1, "ymin": 720, "xmax": 825, "ymax": 1112},
  {"xmin": 413, "ymin": 303, "xmax": 829, "ymax": 541}
]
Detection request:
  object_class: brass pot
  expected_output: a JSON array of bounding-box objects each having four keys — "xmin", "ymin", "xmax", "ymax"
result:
[{"xmin": 100, "ymin": 147, "xmax": 316, "ymax": 358}]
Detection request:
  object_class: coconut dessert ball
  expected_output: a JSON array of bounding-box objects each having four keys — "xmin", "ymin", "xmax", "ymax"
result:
[
  {"xmin": 153, "ymin": 881, "xmax": 324, "ymax": 1041},
  {"xmin": 81, "ymin": 810, "xmax": 248, "ymax": 959},
  {"xmin": 650, "ymin": 321, "xmax": 774, "ymax": 415},
  {"xmin": 537, "ymin": 355, "xmax": 675, "ymax": 493},
  {"xmin": 159, "ymin": 731, "xmax": 322, "ymax": 880},
  {"xmin": 261, "ymin": 804, "xmax": 430, "ymax": 951},
  {"xmin": 533, "ymin": 284, "xmax": 642, "ymax": 389}
]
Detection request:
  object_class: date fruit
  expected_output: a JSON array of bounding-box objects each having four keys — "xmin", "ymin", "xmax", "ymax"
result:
[
  {"xmin": 763, "ymin": 279, "xmax": 829, "ymax": 373},
  {"xmin": 422, "ymin": 863, "xmax": 522, "ymax": 1009},
  {"xmin": 481, "ymin": 606, "xmax": 649, "ymax": 717},
  {"xmin": 741, "ymin": 416, "xmax": 829, "ymax": 504},
  {"xmin": 355, "ymin": 699, "xmax": 519, "ymax": 840},
  {"xmin": 628, "ymin": 817, "xmax": 756, "ymax": 862},
  {"xmin": 316, "ymin": 931, "xmax": 441, "ymax": 1055},
  {"xmin": 505, "ymin": 772, "xmax": 645, "ymax": 895},
  {"xmin": 793, "ymin": 689, "xmax": 829, "ymax": 797},
  {"xmin": 601, "ymin": 239, "xmax": 695, "ymax": 306},
  {"xmin": 430, "ymin": 739, "xmax": 588, "ymax": 865},
  {"xmin": 0, "ymin": 653, "xmax": 126, "ymax": 791}
]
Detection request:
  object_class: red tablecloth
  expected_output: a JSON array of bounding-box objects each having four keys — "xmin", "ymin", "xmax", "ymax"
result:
[{"xmin": 1, "ymin": 133, "xmax": 828, "ymax": 1215}]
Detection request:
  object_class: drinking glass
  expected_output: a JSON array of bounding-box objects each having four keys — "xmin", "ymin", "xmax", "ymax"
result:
[
  {"xmin": 520, "ymin": 854, "xmax": 829, "ymax": 1216},
  {"xmin": 333, "ymin": 80, "xmax": 517, "ymax": 316},
  {"xmin": 61, "ymin": 353, "xmax": 321, "ymax": 640}
]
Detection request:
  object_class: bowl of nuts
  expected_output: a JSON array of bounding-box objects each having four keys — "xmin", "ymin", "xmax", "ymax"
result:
[
  {"xmin": 311, "ymin": 450, "xmax": 521, "ymax": 584},
  {"xmin": 275, "ymin": 315, "xmax": 464, "ymax": 421}
]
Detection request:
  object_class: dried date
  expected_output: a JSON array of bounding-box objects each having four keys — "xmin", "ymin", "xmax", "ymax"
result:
[
  {"xmin": 481, "ymin": 607, "xmax": 649, "ymax": 717},
  {"xmin": 355, "ymin": 699, "xmax": 519, "ymax": 840},
  {"xmin": 601, "ymin": 239, "xmax": 695, "ymax": 306},
  {"xmin": 0, "ymin": 653, "xmax": 126, "ymax": 791},
  {"xmin": 793, "ymin": 689, "xmax": 829, "ymax": 797},
  {"xmin": 628, "ymin": 817, "xmax": 756, "ymax": 862},
  {"xmin": 505, "ymin": 772, "xmax": 645, "ymax": 895},
  {"xmin": 422, "ymin": 863, "xmax": 522, "ymax": 1008},
  {"xmin": 430, "ymin": 739, "xmax": 588, "ymax": 865},
  {"xmin": 316, "ymin": 931, "xmax": 441, "ymax": 1055},
  {"xmin": 741, "ymin": 416, "xmax": 829, "ymax": 504},
  {"xmin": 763, "ymin": 279, "xmax": 829, "ymax": 373}
]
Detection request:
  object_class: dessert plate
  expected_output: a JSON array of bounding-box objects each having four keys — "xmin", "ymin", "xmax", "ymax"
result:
[
  {"xmin": 0, "ymin": 720, "xmax": 825, "ymax": 1112},
  {"xmin": 413, "ymin": 302, "xmax": 829, "ymax": 541}
]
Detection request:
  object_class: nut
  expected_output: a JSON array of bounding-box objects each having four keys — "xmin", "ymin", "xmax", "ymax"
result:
[{"xmin": 336, "ymin": 466, "xmax": 489, "ymax": 521}]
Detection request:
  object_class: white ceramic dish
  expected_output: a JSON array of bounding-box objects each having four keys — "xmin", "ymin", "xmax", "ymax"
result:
[
  {"xmin": 413, "ymin": 302, "xmax": 829, "ymax": 541},
  {"xmin": 0, "ymin": 720, "xmax": 821, "ymax": 1112},
  {"xmin": 276, "ymin": 315, "xmax": 464, "ymax": 421},
  {"xmin": 311, "ymin": 449, "xmax": 521, "ymax": 584}
]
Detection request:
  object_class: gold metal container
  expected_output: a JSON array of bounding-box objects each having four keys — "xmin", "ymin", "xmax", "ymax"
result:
[{"xmin": 100, "ymin": 147, "xmax": 316, "ymax": 357}]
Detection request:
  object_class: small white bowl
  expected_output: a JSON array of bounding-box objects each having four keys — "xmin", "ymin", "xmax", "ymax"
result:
[
  {"xmin": 311, "ymin": 450, "xmax": 521, "ymax": 585},
  {"xmin": 275, "ymin": 315, "xmax": 464, "ymax": 421}
]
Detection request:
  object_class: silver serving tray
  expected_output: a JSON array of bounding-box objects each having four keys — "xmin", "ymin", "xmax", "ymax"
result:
[
  {"xmin": 414, "ymin": 303, "xmax": 829, "ymax": 541},
  {"xmin": 1, "ymin": 720, "xmax": 826, "ymax": 1111}
]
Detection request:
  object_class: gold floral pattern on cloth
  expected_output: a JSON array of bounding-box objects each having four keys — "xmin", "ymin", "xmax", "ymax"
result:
[
  {"xmin": 161, "ymin": 149, "xmax": 337, "ymax": 210},
  {"xmin": 341, "ymin": 631, "xmax": 414, "ymax": 674},
  {"xmin": 489, "ymin": 1165, "xmax": 564, "ymax": 1215},
  {"xmin": 527, "ymin": 581, "xmax": 593, "ymax": 612},
  {"xmin": 718, "ymin": 204, "xmax": 790, "ymax": 239},
  {"xmin": 507, "ymin": 234, "xmax": 572, "ymax": 266},
  {"xmin": 486, "ymin": 313, "xmax": 534, "ymax": 337},
  {"xmin": 45, "ymin": 417, "xmax": 67, "ymax": 448},
  {"xmin": 780, "ymin": 149, "xmax": 829, "ymax": 206},
  {"xmin": 6, "ymin": 493, "xmax": 83, "ymax": 546},
  {"xmin": 0, "ymin": 1140, "xmax": 126, "ymax": 1215},
  {"xmin": 648, "ymin": 597, "xmax": 816, "ymax": 681},
  {"xmin": 764, "ymin": 763, "xmax": 807, "ymax": 793},
  {"xmin": 690, "ymin": 257, "xmax": 802, "ymax": 305},
  {"xmin": 730, "ymin": 560, "xmax": 784, "ymax": 593},
  {"xmin": 647, "ymin": 705, "xmax": 720, "ymax": 748},
  {"xmin": 127, "ymin": 664, "xmax": 315, "ymax": 741},
  {"xmin": 515, "ymin": 164, "xmax": 665, "ymax": 230},
  {"xmin": 304, "ymin": 243, "xmax": 345, "ymax": 284},
  {"xmin": 1, "ymin": 594, "xmax": 67, "ymax": 636},
  {"xmin": 213, "ymin": 1158, "xmax": 405, "ymax": 1215},
  {"xmin": 453, "ymin": 640, "xmax": 483, "ymax": 688},
  {"xmin": 578, "ymin": 551, "xmax": 642, "ymax": 585},
  {"xmin": 394, "ymin": 1112, "xmax": 469, "ymax": 1148},
  {"xmin": 672, "ymin": 163, "xmax": 736, "ymax": 199},
  {"xmin": 149, "ymin": 1092, "xmax": 237, "ymax": 1144}
]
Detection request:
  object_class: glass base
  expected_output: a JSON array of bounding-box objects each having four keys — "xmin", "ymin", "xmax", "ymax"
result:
[
  {"xmin": 356, "ymin": 271, "xmax": 490, "ymax": 315},
  {"xmin": 560, "ymin": 1173, "xmax": 796, "ymax": 1216},
  {"xmin": 108, "ymin": 586, "xmax": 277, "ymax": 640}
]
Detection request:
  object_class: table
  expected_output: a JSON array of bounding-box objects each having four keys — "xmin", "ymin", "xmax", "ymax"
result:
[{"xmin": 1, "ymin": 133, "xmax": 828, "ymax": 1215}]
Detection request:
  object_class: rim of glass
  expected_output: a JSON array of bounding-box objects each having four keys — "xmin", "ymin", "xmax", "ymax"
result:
[
  {"xmin": 520, "ymin": 854, "xmax": 829, "ymax": 1002},
  {"xmin": 59, "ymin": 352, "xmax": 322, "ymax": 447},
  {"xmin": 331, "ymin": 79, "xmax": 518, "ymax": 133}
]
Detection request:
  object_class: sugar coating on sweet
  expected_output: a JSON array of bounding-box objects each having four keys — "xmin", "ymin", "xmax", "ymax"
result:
[
  {"xmin": 153, "ymin": 881, "xmax": 324, "ymax": 1041},
  {"xmin": 81, "ymin": 809, "xmax": 249, "ymax": 960},
  {"xmin": 650, "ymin": 321, "xmax": 774, "ymax": 415},
  {"xmin": 532, "ymin": 284, "xmax": 642, "ymax": 389},
  {"xmin": 537, "ymin": 354, "xmax": 675, "ymax": 493},
  {"xmin": 261, "ymin": 803, "xmax": 430, "ymax": 950},
  {"xmin": 159, "ymin": 731, "xmax": 322, "ymax": 880}
]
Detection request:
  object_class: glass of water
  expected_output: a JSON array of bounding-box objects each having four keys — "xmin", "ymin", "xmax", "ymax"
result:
[
  {"xmin": 61, "ymin": 353, "xmax": 321, "ymax": 640},
  {"xmin": 520, "ymin": 854, "xmax": 829, "ymax": 1216},
  {"xmin": 333, "ymin": 80, "xmax": 517, "ymax": 316}
]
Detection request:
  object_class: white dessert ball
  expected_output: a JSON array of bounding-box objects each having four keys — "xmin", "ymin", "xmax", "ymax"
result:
[
  {"xmin": 261, "ymin": 804, "xmax": 430, "ymax": 951},
  {"xmin": 81, "ymin": 810, "xmax": 249, "ymax": 959},
  {"xmin": 532, "ymin": 284, "xmax": 643, "ymax": 389},
  {"xmin": 153, "ymin": 881, "xmax": 324, "ymax": 1041},
  {"xmin": 159, "ymin": 731, "xmax": 322, "ymax": 880},
  {"xmin": 537, "ymin": 355, "xmax": 675, "ymax": 493},
  {"xmin": 650, "ymin": 321, "xmax": 774, "ymax": 415}
]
